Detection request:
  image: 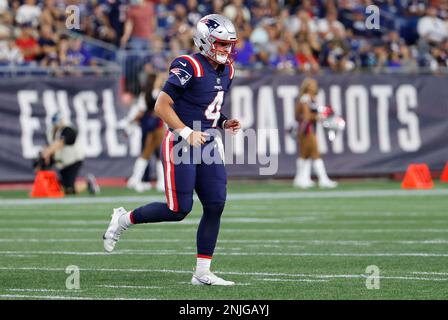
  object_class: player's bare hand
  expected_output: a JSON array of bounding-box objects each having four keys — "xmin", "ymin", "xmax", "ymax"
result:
[
  {"xmin": 224, "ymin": 119, "xmax": 241, "ymax": 134},
  {"xmin": 188, "ymin": 131, "xmax": 209, "ymax": 147}
]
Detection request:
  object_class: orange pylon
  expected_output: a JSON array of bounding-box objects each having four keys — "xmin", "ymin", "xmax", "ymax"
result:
[
  {"xmin": 401, "ymin": 164, "xmax": 434, "ymax": 189},
  {"xmin": 30, "ymin": 170, "xmax": 64, "ymax": 198}
]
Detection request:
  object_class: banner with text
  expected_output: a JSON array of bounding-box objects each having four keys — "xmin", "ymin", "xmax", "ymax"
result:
[{"xmin": 0, "ymin": 73, "xmax": 447, "ymax": 182}]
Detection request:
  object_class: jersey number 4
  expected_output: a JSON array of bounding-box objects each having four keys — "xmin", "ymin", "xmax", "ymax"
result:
[{"xmin": 205, "ymin": 91, "xmax": 224, "ymax": 127}]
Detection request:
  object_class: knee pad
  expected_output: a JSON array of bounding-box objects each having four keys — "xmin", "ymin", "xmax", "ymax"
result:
[
  {"xmin": 203, "ymin": 202, "xmax": 225, "ymax": 218},
  {"xmin": 171, "ymin": 211, "xmax": 189, "ymax": 221},
  {"xmin": 173, "ymin": 196, "xmax": 193, "ymax": 220}
]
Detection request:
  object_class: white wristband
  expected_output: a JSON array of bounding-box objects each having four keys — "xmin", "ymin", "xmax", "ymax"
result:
[{"xmin": 179, "ymin": 127, "xmax": 193, "ymax": 140}]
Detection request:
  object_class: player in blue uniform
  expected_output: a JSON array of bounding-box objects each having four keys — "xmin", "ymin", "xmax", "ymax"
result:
[{"xmin": 103, "ymin": 14, "xmax": 241, "ymax": 286}]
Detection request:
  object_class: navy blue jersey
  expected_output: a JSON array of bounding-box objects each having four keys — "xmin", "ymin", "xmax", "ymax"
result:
[{"xmin": 162, "ymin": 53, "xmax": 235, "ymax": 131}]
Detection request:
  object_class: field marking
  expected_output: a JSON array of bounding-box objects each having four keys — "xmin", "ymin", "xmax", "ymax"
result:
[
  {"xmin": 1, "ymin": 238, "xmax": 448, "ymax": 246},
  {"xmin": 1, "ymin": 189, "xmax": 448, "ymax": 206},
  {"xmin": 257, "ymin": 278, "xmax": 329, "ymax": 283},
  {"xmin": 176, "ymin": 281, "xmax": 252, "ymax": 286},
  {"xmin": 412, "ymin": 272, "xmax": 448, "ymax": 276},
  {"xmin": 6, "ymin": 288, "xmax": 85, "ymax": 293},
  {"xmin": 97, "ymin": 285, "xmax": 162, "ymax": 289},
  {"xmin": 1, "ymin": 249, "xmax": 448, "ymax": 257},
  {"xmin": 1, "ymin": 227, "xmax": 448, "ymax": 234},
  {"xmin": 0, "ymin": 266, "xmax": 447, "ymax": 283},
  {"xmin": 1, "ymin": 217, "xmax": 318, "ymax": 225},
  {"xmin": 0, "ymin": 294, "xmax": 155, "ymax": 300},
  {"xmin": 5, "ymin": 218, "xmax": 448, "ymax": 226}
]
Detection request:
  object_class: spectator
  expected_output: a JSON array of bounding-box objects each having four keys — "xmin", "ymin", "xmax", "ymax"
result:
[
  {"xmin": 120, "ymin": 0, "xmax": 157, "ymax": 50},
  {"xmin": 317, "ymin": 9, "xmax": 346, "ymax": 41},
  {"xmin": 417, "ymin": 6, "xmax": 448, "ymax": 46},
  {"xmin": 87, "ymin": 3, "xmax": 116, "ymax": 44},
  {"xmin": 250, "ymin": 18, "xmax": 273, "ymax": 65},
  {"xmin": 223, "ymin": 0, "xmax": 251, "ymax": 23},
  {"xmin": 103, "ymin": 0, "xmax": 127, "ymax": 46},
  {"xmin": 326, "ymin": 39, "xmax": 354, "ymax": 72},
  {"xmin": 289, "ymin": 8, "xmax": 317, "ymax": 37},
  {"xmin": 15, "ymin": 23, "xmax": 39, "ymax": 63},
  {"xmin": 186, "ymin": 0, "xmax": 204, "ymax": 26},
  {"xmin": 40, "ymin": 0, "xmax": 65, "ymax": 30},
  {"xmin": 234, "ymin": 34, "xmax": 256, "ymax": 67},
  {"xmin": 295, "ymin": 42, "xmax": 320, "ymax": 73},
  {"xmin": 429, "ymin": 44, "xmax": 448, "ymax": 72},
  {"xmin": 38, "ymin": 23, "xmax": 58, "ymax": 66},
  {"xmin": 15, "ymin": 0, "xmax": 41, "ymax": 28},
  {"xmin": 62, "ymin": 36, "xmax": 93, "ymax": 68},
  {"xmin": 0, "ymin": 0, "xmax": 7, "ymax": 13},
  {"xmin": 270, "ymin": 42, "xmax": 297, "ymax": 71},
  {"xmin": 0, "ymin": 28, "xmax": 24, "ymax": 66},
  {"xmin": 398, "ymin": 45, "xmax": 418, "ymax": 73},
  {"xmin": 156, "ymin": 0, "xmax": 176, "ymax": 32},
  {"xmin": 148, "ymin": 35, "xmax": 168, "ymax": 71}
]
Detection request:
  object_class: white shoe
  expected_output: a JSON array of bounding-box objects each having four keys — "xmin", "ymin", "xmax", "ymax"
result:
[
  {"xmin": 318, "ymin": 179, "xmax": 338, "ymax": 188},
  {"xmin": 191, "ymin": 271, "xmax": 235, "ymax": 286},
  {"xmin": 293, "ymin": 178, "xmax": 315, "ymax": 189},
  {"xmin": 102, "ymin": 207, "xmax": 129, "ymax": 252},
  {"xmin": 133, "ymin": 182, "xmax": 152, "ymax": 193},
  {"xmin": 127, "ymin": 177, "xmax": 138, "ymax": 189}
]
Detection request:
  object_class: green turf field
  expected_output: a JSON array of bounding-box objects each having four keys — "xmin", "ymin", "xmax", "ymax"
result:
[{"xmin": 1, "ymin": 180, "xmax": 448, "ymax": 300}]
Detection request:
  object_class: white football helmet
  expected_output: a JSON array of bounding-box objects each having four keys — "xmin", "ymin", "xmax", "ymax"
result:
[{"xmin": 193, "ymin": 14, "xmax": 238, "ymax": 65}]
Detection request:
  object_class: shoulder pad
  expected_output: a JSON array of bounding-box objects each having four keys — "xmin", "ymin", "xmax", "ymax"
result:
[{"xmin": 177, "ymin": 55, "xmax": 204, "ymax": 77}]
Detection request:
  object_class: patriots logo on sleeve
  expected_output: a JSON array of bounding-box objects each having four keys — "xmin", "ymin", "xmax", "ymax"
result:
[
  {"xmin": 170, "ymin": 67, "xmax": 192, "ymax": 86},
  {"xmin": 201, "ymin": 18, "xmax": 220, "ymax": 32}
]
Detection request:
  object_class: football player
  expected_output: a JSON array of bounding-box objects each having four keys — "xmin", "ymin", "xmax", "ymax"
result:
[{"xmin": 103, "ymin": 14, "xmax": 241, "ymax": 285}]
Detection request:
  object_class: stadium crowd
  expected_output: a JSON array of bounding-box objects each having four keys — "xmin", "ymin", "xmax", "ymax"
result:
[{"xmin": 0, "ymin": 0, "xmax": 448, "ymax": 73}]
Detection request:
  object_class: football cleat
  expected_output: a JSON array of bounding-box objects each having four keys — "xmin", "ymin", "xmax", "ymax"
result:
[
  {"xmin": 191, "ymin": 271, "xmax": 235, "ymax": 286},
  {"xmin": 102, "ymin": 207, "xmax": 129, "ymax": 252}
]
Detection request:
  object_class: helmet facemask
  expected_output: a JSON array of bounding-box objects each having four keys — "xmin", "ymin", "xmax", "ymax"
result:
[{"xmin": 209, "ymin": 37, "xmax": 237, "ymax": 65}]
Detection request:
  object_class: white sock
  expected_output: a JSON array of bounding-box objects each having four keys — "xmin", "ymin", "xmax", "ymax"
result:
[
  {"xmin": 196, "ymin": 257, "xmax": 212, "ymax": 275},
  {"xmin": 294, "ymin": 158, "xmax": 303, "ymax": 180},
  {"xmin": 129, "ymin": 157, "xmax": 148, "ymax": 183},
  {"xmin": 313, "ymin": 158, "xmax": 329, "ymax": 182},
  {"xmin": 156, "ymin": 160, "xmax": 164, "ymax": 188},
  {"xmin": 303, "ymin": 158, "xmax": 312, "ymax": 182}
]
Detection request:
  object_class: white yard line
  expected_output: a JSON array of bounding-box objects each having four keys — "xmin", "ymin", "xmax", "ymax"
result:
[
  {"xmin": 412, "ymin": 272, "xmax": 448, "ymax": 276},
  {"xmin": 5, "ymin": 218, "xmax": 448, "ymax": 226},
  {"xmin": 0, "ymin": 294, "xmax": 155, "ymax": 300},
  {"xmin": 1, "ymin": 249, "xmax": 448, "ymax": 257},
  {"xmin": 257, "ymin": 278, "xmax": 329, "ymax": 282},
  {"xmin": 0, "ymin": 266, "xmax": 447, "ymax": 283},
  {"xmin": 1, "ymin": 227, "xmax": 448, "ymax": 233},
  {"xmin": 96, "ymin": 285, "xmax": 162, "ymax": 289},
  {"xmin": 6, "ymin": 288, "xmax": 84, "ymax": 293},
  {"xmin": 1, "ymin": 238, "xmax": 448, "ymax": 245},
  {"xmin": 1, "ymin": 189, "xmax": 447, "ymax": 206}
]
